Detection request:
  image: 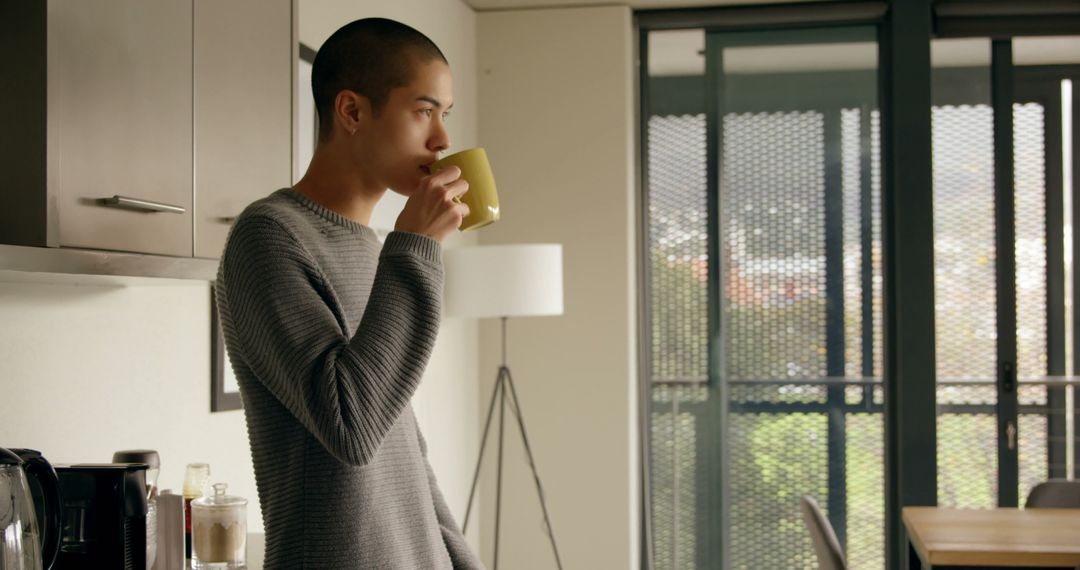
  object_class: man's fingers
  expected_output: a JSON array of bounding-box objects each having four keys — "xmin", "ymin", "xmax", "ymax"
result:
[
  {"xmin": 450, "ymin": 203, "xmax": 470, "ymax": 229},
  {"xmin": 428, "ymin": 165, "xmax": 462, "ymax": 188},
  {"xmin": 445, "ymin": 178, "xmax": 470, "ymax": 201}
]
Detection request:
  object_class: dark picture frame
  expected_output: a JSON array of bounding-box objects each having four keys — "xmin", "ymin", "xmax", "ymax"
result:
[{"xmin": 210, "ymin": 283, "xmax": 242, "ymax": 412}]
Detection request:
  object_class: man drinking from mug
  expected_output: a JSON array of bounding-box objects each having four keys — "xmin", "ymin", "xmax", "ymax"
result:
[{"xmin": 214, "ymin": 17, "xmax": 483, "ymax": 569}]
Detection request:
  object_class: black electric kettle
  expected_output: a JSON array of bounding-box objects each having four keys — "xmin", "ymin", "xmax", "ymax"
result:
[{"xmin": 0, "ymin": 448, "xmax": 62, "ymax": 570}]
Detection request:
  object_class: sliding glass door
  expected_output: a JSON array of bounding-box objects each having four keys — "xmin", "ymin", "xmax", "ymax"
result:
[
  {"xmin": 712, "ymin": 27, "xmax": 884, "ymax": 569},
  {"xmin": 931, "ymin": 37, "xmax": 1080, "ymax": 510},
  {"xmin": 644, "ymin": 25, "xmax": 884, "ymax": 569},
  {"xmin": 642, "ymin": 13, "xmax": 1080, "ymax": 568}
]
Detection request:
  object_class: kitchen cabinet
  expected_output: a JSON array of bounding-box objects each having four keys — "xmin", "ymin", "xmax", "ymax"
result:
[
  {"xmin": 0, "ymin": 0, "xmax": 294, "ymax": 262},
  {"xmin": 194, "ymin": 0, "xmax": 295, "ymax": 259},
  {"xmin": 50, "ymin": 0, "xmax": 194, "ymax": 257}
]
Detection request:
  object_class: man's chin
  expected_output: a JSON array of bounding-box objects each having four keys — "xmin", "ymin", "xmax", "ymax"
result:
[
  {"xmin": 387, "ymin": 173, "xmax": 427, "ymax": 197},
  {"xmin": 385, "ymin": 186, "xmax": 416, "ymax": 198}
]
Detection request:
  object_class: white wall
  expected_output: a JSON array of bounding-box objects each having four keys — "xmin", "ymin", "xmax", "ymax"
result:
[
  {"xmin": 0, "ymin": 276, "xmax": 262, "ymax": 529},
  {"xmin": 477, "ymin": 6, "xmax": 639, "ymax": 569}
]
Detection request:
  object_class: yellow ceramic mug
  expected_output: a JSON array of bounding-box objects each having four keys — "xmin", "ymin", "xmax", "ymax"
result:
[{"xmin": 431, "ymin": 148, "xmax": 500, "ymax": 231}]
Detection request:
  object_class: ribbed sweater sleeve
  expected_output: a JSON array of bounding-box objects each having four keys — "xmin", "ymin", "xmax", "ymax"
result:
[{"xmin": 219, "ymin": 214, "xmax": 443, "ymax": 466}]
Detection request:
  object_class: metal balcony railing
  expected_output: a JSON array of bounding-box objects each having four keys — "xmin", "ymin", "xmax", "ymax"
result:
[{"xmin": 649, "ymin": 376, "xmax": 1079, "ymax": 569}]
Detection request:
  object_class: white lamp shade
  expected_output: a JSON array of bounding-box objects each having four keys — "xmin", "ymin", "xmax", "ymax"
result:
[{"xmin": 444, "ymin": 244, "xmax": 564, "ymax": 318}]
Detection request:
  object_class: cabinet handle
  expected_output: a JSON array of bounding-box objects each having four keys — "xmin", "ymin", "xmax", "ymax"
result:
[{"xmin": 100, "ymin": 195, "xmax": 186, "ymax": 214}]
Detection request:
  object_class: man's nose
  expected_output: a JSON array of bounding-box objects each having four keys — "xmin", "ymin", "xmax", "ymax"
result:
[{"xmin": 429, "ymin": 119, "xmax": 450, "ymax": 153}]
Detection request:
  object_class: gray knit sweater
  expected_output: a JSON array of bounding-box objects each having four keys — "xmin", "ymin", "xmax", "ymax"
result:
[{"xmin": 215, "ymin": 188, "xmax": 484, "ymax": 569}]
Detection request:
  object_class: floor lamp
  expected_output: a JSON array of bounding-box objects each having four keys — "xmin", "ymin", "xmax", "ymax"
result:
[{"xmin": 445, "ymin": 244, "xmax": 565, "ymax": 570}]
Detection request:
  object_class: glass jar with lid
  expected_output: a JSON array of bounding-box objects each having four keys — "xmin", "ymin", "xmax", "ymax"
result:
[{"xmin": 191, "ymin": 482, "xmax": 247, "ymax": 569}]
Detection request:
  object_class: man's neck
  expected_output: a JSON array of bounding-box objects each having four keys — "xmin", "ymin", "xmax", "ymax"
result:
[{"xmin": 292, "ymin": 144, "xmax": 385, "ymax": 226}]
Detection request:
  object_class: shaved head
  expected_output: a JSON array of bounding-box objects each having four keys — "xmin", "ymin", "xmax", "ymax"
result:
[{"xmin": 311, "ymin": 18, "xmax": 447, "ymax": 142}]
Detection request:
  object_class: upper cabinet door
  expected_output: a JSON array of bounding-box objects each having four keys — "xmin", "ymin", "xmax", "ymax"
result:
[
  {"xmin": 194, "ymin": 0, "xmax": 295, "ymax": 259},
  {"xmin": 50, "ymin": 0, "xmax": 194, "ymax": 257}
]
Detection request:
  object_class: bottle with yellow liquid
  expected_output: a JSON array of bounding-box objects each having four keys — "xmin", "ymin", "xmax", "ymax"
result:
[{"xmin": 182, "ymin": 463, "xmax": 211, "ymax": 561}]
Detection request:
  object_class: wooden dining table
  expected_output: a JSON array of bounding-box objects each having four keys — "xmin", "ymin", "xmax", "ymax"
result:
[{"xmin": 903, "ymin": 506, "xmax": 1080, "ymax": 569}]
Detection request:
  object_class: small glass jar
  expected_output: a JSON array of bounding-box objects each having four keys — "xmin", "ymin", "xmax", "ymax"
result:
[{"xmin": 191, "ymin": 482, "xmax": 247, "ymax": 569}]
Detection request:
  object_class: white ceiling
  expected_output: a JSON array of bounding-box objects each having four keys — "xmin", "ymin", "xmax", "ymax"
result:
[
  {"xmin": 648, "ymin": 32, "xmax": 1080, "ymax": 76},
  {"xmin": 463, "ymin": 0, "xmax": 812, "ymax": 11},
  {"xmin": 465, "ymin": 0, "xmax": 1080, "ymax": 74}
]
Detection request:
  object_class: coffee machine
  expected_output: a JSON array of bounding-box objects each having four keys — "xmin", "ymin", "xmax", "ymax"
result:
[{"xmin": 53, "ymin": 463, "xmax": 148, "ymax": 570}]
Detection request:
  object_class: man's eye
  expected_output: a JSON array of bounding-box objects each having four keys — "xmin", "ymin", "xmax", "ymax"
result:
[
  {"xmin": 420, "ymin": 109, "xmax": 434, "ymax": 117},
  {"xmin": 442, "ymin": 112, "xmax": 451, "ymax": 120}
]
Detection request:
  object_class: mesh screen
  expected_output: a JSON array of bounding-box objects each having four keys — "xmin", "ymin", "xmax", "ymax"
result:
[
  {"xmin": 1015, "ymin": 101, "xmax": 1049, "ymax": 502},
  {"xmin": 723, "ymin": 111, "xmax": 826, "ymax": 381},
  {"xmin": 648, "ymin": 114, "xmax": 709, "ymax": 384},
  {"xmin": 648, "ymin": 105, "xmax": 886, "ymax": 568},
  {"xmin": 870, "ymin": 111, "xmax": 884, "ymax": 381},
  {"xmin": 647, "ymin": 113, "xmax": 708, "ymax": 570},
  {"xmin": 645, "ymin": 55, "xmax": 1057, "ymax": 570},
  {"xmin": 846, "ymin": 384, "xmax": 863, "ymax": 405},
  {"xmin": 932, "ymin": 104, "xmax": 999, "ymax": 508},
  {"xmin": 720, "ymin": 109, "xmax": 884, "ymax": 569},
  {"xmin": 933, "ymin": 104, "xmax": 998, "ymax": 381},
  {"xmin": 1019, "ymin": 412, "xmax": 1049, "ymax": 503},
  {"xmin": 845, "ymin": 414, "xmax": 885, "ymax": 569},
  {"xmin": 931, "ymin": 101, "xmax": 1052, "ymax": 508},
  {"xmin": 1015, "ymin": 102, "xmax": 1047, "ymax": 382},
  {"xmin": 937, "ymin": 413, "xmax": 999, "ymax": 507},
  {"xmin": 729, "ymin": 412, "xmax": 826, "ymax": 569},
  {"xmin": 938, "ymin": 383, "xmax": 996, "ymax": 406},
  {"xmin": 843, "ymin": 108, "xmax": 864, "ymax": 379},
  {"xmin": 651, "ymin": 384, "xmax": 706, "ymax": 570},
  {"xmin": 722, "ymin": 110, "xmax": 827, "ymax": 567},
  {"xmin": 729, "ymin": 383, "xmax": 826, "ymax": 404},
  {"xmin": 841, "ymin": 109, "xmax": 884, "ymax": 382}
]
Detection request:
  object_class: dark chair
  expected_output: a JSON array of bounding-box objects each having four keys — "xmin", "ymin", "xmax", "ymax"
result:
[
  {"xmin": 1025, "ymin": 479, "xmax": 1080, "ymax": 509},
  {"xmin": 800, "ymin": 495, "xmax": 846, "ymax": 570}
]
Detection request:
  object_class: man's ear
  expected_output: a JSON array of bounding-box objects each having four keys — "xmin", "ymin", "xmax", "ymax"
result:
[{"xmin": 334, "ymin": 90, "xmax": 373, "ymax": 136}]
